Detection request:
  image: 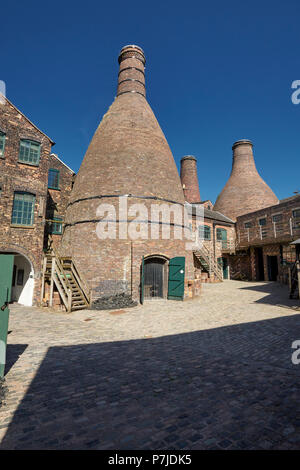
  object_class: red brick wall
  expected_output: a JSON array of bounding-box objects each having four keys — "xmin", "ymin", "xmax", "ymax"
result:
[
  {"xmin": 46, "ymin": 154, "xmax": 75, "ymax": 250},
  {"xmin": 0, "ymin": 98, "xmax": 53, "ymax": 304}
]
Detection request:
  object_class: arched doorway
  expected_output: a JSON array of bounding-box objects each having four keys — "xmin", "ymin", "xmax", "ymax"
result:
[
  {"xmin": 0, "ymin": 252, "xmax": 34, "ymax": 306},
  {"xmin": 144, "ymin": 256, "xmax": 168, "ymax": 300}
]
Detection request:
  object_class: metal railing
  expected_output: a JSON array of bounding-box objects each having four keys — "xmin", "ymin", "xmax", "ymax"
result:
[
  {"xmin": 237, "ymin": 218, "xmax": 300, "ymax": 245},
  {"xmin": 216, "ymin": 239, "xmax": 237, "ymax": 252}
]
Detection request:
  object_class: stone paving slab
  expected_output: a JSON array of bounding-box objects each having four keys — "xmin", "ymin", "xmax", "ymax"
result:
[{"xmin": 0, "ymin": 280, "xmax": 300, "ymax": 449}]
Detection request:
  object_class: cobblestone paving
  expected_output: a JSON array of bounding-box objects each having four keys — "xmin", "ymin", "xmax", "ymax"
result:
[{"xmin": 1, "ymin": 280, "xmax": 300, "ymax": 449}]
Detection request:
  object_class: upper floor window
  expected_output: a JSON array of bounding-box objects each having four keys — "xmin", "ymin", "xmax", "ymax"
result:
[
  {"xmin": 244, "ymin": 222, "xmax": 252, "ymax": 228},
  {"xmin": 259, "ymin": 218, "xmax": 267, "ymax": 226},
  {"xmin": 292, "ymin": 209, "xmax": 300, "ymax": 219},
  {"xmin": 48, "ymin": 216, "xmax": 63, "ymax": 235},
  {"xmin": 216, "ymin": 228, "xmax": 227, "ymax": 240},
  {"xmin": 0, "ymin": 131, "xmax": 5, "ymax": 157},
  {"xmin": 19, "ymin": 139, "xmax": 40, "ymax": 166},
  {"xmin": 199, "ymin": 224, "xmax": 211, "ymax": 240},
  {"xmin": 11, "ymin": 191, "xmax": 35, "ymax": 226},
  {"xmin": 272, "ymin": 214, "xmax": 282, "ymax": 223},
  {"xmin": 48, "ymin": 168, "xmax": 60, "ymax": 189}
]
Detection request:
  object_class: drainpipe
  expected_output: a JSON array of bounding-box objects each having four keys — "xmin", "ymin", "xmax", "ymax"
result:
[{"xmin": 213, "ymin": 222, "xmax": 217, "ymax": 261}]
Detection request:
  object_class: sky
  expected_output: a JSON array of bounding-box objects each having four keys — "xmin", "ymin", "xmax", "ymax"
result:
[{"xmin": 2, "ymin": 0, "xmax": 300, "ymax": 203}]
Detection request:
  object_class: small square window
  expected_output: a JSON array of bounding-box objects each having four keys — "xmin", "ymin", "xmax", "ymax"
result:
[
  {"xmin": 259, "ymin": 218, "xmax": 267, "ymax": 226},
  {"xmin": 244, "ymin": 222, "xmax": 252, "ymax": 228},
  {"xmin": 48, "ymin": 169, "xmax": 60, "ymax": 189},
  {"xmin": 48, "ymin": 217, "xmax": 63, "ymax": 235},
  {"xmin": 293, "ymin": 209, "xmax": 300, "ymax": 219},
  {"xmin": 272, "ymin": 214, "xmax": 282, "ymax": 223}
]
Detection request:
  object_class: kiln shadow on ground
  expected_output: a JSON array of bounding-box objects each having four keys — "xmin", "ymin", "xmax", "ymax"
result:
[{"xmin": 1, "ymin": 313, "xmax": 300, "ymax": 450}]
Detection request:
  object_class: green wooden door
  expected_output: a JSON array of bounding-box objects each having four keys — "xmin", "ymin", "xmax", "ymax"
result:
[
  {"xmin": 217, "ymin": 228, "xmax": 227, "ymax": 249},
  {"xmin": 140, "ymin": 256, "xmax": 144, "ymax": 304},
  {"xmin": 217, "ymin": 257, "xmax": 228, "ymax": 280},
  {"xmin": 168, "ymin": 257, "xmax": 185, "ymax": 301},
  {"xmin": 0, "ymin": 255, "xmax": 14, "ymax": 377}
]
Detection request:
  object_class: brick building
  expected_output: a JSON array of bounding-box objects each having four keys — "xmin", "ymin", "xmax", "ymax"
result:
[
  {"xmin": 45, "ymin": 153, "xmax": 75, "ymax": 250},
  {"xmin": 180, "ymin": 156, "xmax": 236, "ymax": 282},
  {"xmin": 231, "ymin": 194, "xmax": 300, "ymax": 283},
  {"xmin": 0, "ymin": 96, "xmax": 74, "ymax": 306}
]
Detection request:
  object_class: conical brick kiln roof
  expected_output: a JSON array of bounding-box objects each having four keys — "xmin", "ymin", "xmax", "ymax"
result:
[
  {"xmin": 213, "ymin": 140, "xmax": 278, "ymax": 220},
  {"xmin": 68, "ymin": 45, "xmax": 184, "ymax": 208}
]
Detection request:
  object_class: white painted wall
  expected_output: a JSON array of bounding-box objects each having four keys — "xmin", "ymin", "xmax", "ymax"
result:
[{"xmin": 11, "ymin": 255, "xmax": 34, "ymax": 306}]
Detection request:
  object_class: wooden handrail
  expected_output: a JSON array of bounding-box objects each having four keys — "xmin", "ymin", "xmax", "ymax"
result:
[{"xmin": 70, "ymin": 261, "xmax": 90, "ymax": 305}]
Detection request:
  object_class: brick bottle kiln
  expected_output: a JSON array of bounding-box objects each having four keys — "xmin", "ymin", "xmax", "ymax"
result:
[
  {"xmin": 214, "ymin": 139, "xmax": 278, "ymax": 220},
  {"xmin": 60, "ymin": 45, "xmax": 197, "ymax": 303}
]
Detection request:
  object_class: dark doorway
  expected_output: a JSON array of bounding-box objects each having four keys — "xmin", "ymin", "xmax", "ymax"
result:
[
  {"xmin": 144, "ymin": 258, "xmax": 165, "ymax": 299},
  {"xmin": 267, "ymin": 256, "xmax": 278, "ymax": 281},
  {"xmin": 255, "ymin": 247, "xmax": 265, "ymax": 281}
]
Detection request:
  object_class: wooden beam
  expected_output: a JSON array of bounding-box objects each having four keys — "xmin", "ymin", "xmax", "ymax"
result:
[{"xmin": 49, "ymin": 257, "xmax": 55, "ymax": 307}]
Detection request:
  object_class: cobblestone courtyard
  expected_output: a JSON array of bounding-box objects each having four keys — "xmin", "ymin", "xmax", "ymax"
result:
[{"xmin": 0, "ymin": 280, "xmax": 300, "ymax": 449}]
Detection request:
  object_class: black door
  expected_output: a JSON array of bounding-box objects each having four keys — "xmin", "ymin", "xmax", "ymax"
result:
[
  {"xmin": 267, "ymin": 256, "xmax": 278, "ymax": 281},
  {"xmin": 144, "ymin": 259, "xmax": 164, "ymax": 299},
  {"xmin": 255, "ymin": 247, "xmax": 265, "ymax": 281}
]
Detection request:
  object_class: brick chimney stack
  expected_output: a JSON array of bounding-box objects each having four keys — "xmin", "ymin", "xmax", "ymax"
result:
[
  {"xmin": 117, "ymin": 45, "xmax": 146, "ymax": 97},
  {"xmin": 214, "ymin": 139, "xmax": 278, "ymax": 220},
  {"xmin": 180, "ymin": 156, "xmax": 201, "ymax": 203}
]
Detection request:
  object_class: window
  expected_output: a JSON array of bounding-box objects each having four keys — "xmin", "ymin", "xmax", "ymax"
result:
[
  {"xmin": 48, "ymin": 168, "xmax": 60, "ymax": 189},
  {"xmin": 259, "ymin": 218, "xmax": 266, "ymax": 226},
  {"xmin": 0, "ymin": 131, "xmax": 5, "ymax": 157},
  {"xmin": 48, "ymin": 217, "xmax": 63, "ymax": 235},
  {"xmin": 280, "ymin": 244, "xmax": 296, "ymax": 265},
  {"xmin": 272, "ymin": 214, "xmax": 282, "ymax": 223},
  {"xmin": 19, "ymin": 139, "xmax": 40, "ymax": 165},
  {"xmin": 17, "ymin": 269, "xmax": 24, "ymax": 286},
  {"xmin": 244, "ymin": 222, "xmax": 252, "ymax": 228},
  {"xmin": 217, "ymin": 228, "xmax": 228, "ymax": 248},
  {"xmin": 217, "ymin": 228, "xmax": 227, "ymax": 240},
  {"xmin": 198, "ymin": 225, "xmax": 211, "ymax": 240},
  {"xmin": 292, "ymin": 209, "xmax": 300, "ymax": 219},
  {"xmin": 11, "ymin": 192, "xmax": 35, "ymax": 226}
]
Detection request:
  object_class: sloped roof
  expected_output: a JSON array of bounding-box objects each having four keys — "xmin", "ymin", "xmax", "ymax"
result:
[
  {"xmin": 186, "ymin": 203, "xmax": 235, "ymax": 224},
  {"xmin": 50, "ymin": 153, "xmax": 75, "ymax": 174},
  {"xmin": 280, "ymin": 194, "xmax": 300, "ymax": 204},
  {"xmin": 2, "ymin": 94, "xmax": 55, "ymax": 144}
]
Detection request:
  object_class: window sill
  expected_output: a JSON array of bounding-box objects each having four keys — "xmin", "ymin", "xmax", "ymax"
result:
[
  {"xmin": 10, "ymin": 224, "xmax": 35, "ymax": 229},
  {"xmin": 48, "ymin": 186, "xmax": 60, "ymax": 191},
  {"xmin": 18, "ymin": 161, "xmax": 39, "ymax": 168}
]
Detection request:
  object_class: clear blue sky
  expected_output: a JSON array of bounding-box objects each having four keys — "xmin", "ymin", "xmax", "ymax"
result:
[{"xmin": 2, "ymin": 0, "xmax": 300, "ymax": 203}]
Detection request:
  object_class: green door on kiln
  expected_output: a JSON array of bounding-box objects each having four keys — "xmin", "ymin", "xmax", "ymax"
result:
[
  {"xmin": 168, "ymin": 257, "xmax": 185, "ymax": 300},
  {"xmin": 0, "ymin": 255, "xmax": 14, "ymax": 377}
]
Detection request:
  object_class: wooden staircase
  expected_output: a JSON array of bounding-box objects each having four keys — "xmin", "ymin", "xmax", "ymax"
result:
[
  {"xmin": 194, "ymin": 245, "xmax": 223, "ymax": 282},
  {"xmin": 41, "ymin": 243, "xmax": 91, "ymax": 312}
]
